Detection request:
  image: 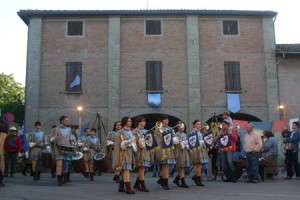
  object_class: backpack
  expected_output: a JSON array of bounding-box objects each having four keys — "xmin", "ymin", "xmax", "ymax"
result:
[{"xmin": 7, "ymin": 135, "xmax": 17, "ymax": 148}]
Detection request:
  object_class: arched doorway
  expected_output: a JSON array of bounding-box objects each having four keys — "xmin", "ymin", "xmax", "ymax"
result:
[
  {"xmin": 131, "ymin": 113, "xmax": 184, "ymax": 130},
  {"xmin": 205, "ymin": 112, "xmax": 262, "ymax": 125}
]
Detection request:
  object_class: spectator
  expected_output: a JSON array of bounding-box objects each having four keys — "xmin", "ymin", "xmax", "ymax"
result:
[
  {"xmin": 218, "ymin": 120, "xmax": 238, "ymax": 183},
  {"xmin": 261, "ymin": 130, "xmax": 278, "ymax": 180},
  {"xmin": 152, "ymin": 162, "xmax": 161, "ymax": 177},
  {"xmin": 283, "ymin": 121, "xmax": 300, "ymax": 180},
  {"xmin": 0, "ymin": 127, "xmax": 7, "ymax": 173},
  {"xmin": 0, "ymin": 168, "xmax": 4, "ymax": 186},
  {"xmin": 243, "ymin": 123, "xmax": 263, "ymax": 183},
  {"xmin": 4, "ymin": 126, "xmax": 22, "ymax": 177},
  {"xmin": 0, "ymin": 127, "xmax": 6, "ymax": 186}
]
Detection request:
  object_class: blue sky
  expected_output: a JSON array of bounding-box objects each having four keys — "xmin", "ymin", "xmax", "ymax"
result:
[{"xmin": 0, "ymin": 0, "xmax": 299, "ymax": 86}]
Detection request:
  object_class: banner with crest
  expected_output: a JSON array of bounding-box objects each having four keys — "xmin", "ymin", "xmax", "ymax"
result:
[
  {"xmin": 203, "ymin": 130, "xmax": 214, "ymax": 148},
  {"xmin": 188, "ymin": 131, "xmax": 200, "ymax": 150},
  {"xmin": 144, "ymin": 130, "xmax": 158, "ymax": 151},
  {"xmin": 162, "ymin": 129, "xmax": 173, "ymax": 149},
  {"xmin": 218, "ymin": 132, "xmax": 231, "ymax": 148}
]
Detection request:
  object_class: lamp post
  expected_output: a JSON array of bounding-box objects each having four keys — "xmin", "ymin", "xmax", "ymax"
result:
[
  {"xmin": 278, "ymin": 105, "xmax": 285, "ymax": 120},
  {"xmin": 77, "ymin": 106, "xmax": 83, "ymax": 131}
]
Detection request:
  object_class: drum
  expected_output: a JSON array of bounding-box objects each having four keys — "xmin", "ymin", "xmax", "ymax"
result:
[
  {"xmin": 72, "ymin": 152, "xmax": 85, "ymax": 173},
  {"xmin": 94, "ymin": 152, "xmax": 109, "ymax": 172},
  {"xmin": 42, "ymin": 153, "xmax": 52, "ymax": 169},
  {"xmin": 57, "ymin": 144, "xmax": 74, "ymax": 153}
]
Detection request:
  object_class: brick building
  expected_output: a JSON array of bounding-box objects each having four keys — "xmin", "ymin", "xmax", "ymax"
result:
[
  {"xmin": 276, "ymin": 44, "xmax": 300, "ymax": 120},
  {"xmin": 18, "ymin": 10, "xmax": 279, "ymax": 139}
]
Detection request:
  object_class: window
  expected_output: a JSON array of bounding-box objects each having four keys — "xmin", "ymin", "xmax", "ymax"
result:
[
  {"xmin": 66, "ymin": 62, "xmax": 82, "ymax": 93},
  {"xmin": 145, "ymin": 20, "xmax": 162, "ymax": 35},
  {"xmin": 146, "ymin": 61, "xmax": 163, "ymax": 92},
  {"xmin": 66, "ymin": 21, "xmax": 83, "ymax": 36},
  {"xmin": 223, "ymin": 20, "xmax": 238, "ymax": 35},
  {"xmin": 224, "ymin": 61, "xmax": 241, "ymax": 92}
]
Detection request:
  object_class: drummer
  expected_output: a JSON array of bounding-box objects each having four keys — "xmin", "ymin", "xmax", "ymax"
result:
[
  {"xmin": 50, "ymin": 115, "xmax": 74, "ymax": 186},
  {"xmin": 63, "ymin": 134, "xmax": 76, "ymax": 183},
  {"xmin": 85, "ymin": 128, "xmax": 101, "ymax": 181},
  {"xmin": 76, "ymin": 128, "xmax": 90, "ymax": 178},
  {"xmin": 29, "ymin": 121, "xmax": 45, "ymax": 181}
]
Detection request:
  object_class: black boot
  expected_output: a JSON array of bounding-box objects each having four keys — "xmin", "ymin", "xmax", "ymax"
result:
[
  {"xmin": 90, "ymin": 173, "xmax": 94, "ymax": 181},
  {"xmin": 119, "ymin": 180, "xmax": 125, "ymax": 192},
  {"xmin": 125, "ymin": 182, "xmax": 135, "ymax": 194},
  {"xmin": 115, "ymin": 175, "xmax": 120, "ymax": 183},
  {"xmin": 197, "ymin": 176, "xmax": 205, "ymax": 186},
  {"xmin": 173, "ymin": 175, "xmax": 181, "ymax": 187},
  {"xmin": 157, "ymin": 176, "xmax": 163, "ymax": 186},
  {"xmin": 133, "ymin": 177, "xmax": 140, "ymax": 190},
  {"xmin": 140, "ymin": 180, "xmax": 149, "ymax": 192},
  {"xmin": 57, "ymin": 175, "xmax": 63, "ymax": 186},
  {"xmin": 180, "ymin": 178, "xmax": 189, "ymax": 188},
  {"xmin": 162, "ymin": 178, "xmax": 170, "ymax": 190},
  {"xmin": 192, "ymin": 175, "xmax": 198, "ymax": 185}
]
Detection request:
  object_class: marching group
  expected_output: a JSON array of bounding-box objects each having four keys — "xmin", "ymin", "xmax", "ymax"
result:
[{"xmin": 0, "ymin": 111, "xmax": 300, "ymax": 195}]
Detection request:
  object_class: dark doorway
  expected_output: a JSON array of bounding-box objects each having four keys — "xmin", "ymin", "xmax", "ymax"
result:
[{"xmin": 205, "ymin": 112, "xmax": 262, "ymax": 125}]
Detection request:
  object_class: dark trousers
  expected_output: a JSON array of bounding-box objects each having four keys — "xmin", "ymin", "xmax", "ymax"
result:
[
  {"xmin": 94, "ymin": 162, "xmax": 102, "ymax": 175},
  {"xmin": 286, "ymin": 150, "xmax": 300, "ymax": 178},
  {"xmin": 246, "ymin": 152, "xmax": 259, "ymax": 181},
  {"xmin": 4, "ymin": 152, "xmax": 18, "ymax": 175},
  {"xmin": 221, "ymin": 151, "xmax": 236, "ymax": 180},
  {"xmin": 0, "ymin": 169, "xmax": 3, "ymax": 183}
]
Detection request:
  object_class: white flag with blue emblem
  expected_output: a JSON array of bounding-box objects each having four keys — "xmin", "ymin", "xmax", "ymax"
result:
[{"xmin": 70, "ymin": 75, "xmax": 81, "ymax": 88}]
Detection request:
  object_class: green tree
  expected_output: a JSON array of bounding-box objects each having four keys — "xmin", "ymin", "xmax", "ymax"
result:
[{"xmin": 0, "ymin": 73, "xmax": 25, "ymax": 123}]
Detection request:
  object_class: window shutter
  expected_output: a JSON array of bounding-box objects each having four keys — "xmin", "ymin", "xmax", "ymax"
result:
[
  {"xmin": 67, "ymin": 21, "xmax": 83, "ymax": 36},
  {"xmin": 223, "ymin": 20, "xmax": 238, "ymax": 35},
  {"xmin": 224, "ymin": 61, "xmax": 241, "ymax": 92},
  {"xmin": 146, "ymin": 20, "xmax": 162, "ymax": 35},
  {"xmin": 146, "ymin": 61, "xmax": 162, "ymax": 91}
]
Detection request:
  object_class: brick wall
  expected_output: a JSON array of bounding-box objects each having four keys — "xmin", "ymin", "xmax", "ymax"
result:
[
  {"xmin": 40, "ymin": 18, "xmax": 109, "ymax": 108},
  {"xmin": 277, "ymin": 55, "xmax": 300, "ymax": 119},
  {"xmin": 26, "ymin": 14, "xmax": 276, "ymax": 133}
]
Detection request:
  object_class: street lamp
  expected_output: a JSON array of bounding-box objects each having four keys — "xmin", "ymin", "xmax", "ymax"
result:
[
  {"xmin": 77, "ymin": 106, "xmax": 83, "ymax": 130},
  {"xmin": 278, "ymin": 105, "xmax": 285, "ymax": 120}
]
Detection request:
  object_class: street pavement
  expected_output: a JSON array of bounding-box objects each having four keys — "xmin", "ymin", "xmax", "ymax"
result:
[{"xmin": 1, "ymin": 171, "xmax": 300, "ymax": 200}]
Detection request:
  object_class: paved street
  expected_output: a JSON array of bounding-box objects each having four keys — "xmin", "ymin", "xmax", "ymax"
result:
[{"xmin": 1, "ymin": 172, "xmax": 300, "ymax": 200}]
